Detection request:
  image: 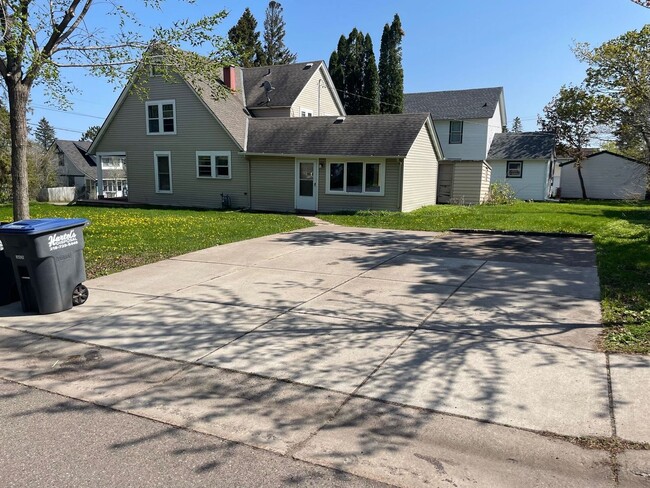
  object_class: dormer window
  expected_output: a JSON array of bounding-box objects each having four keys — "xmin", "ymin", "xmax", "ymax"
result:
[
  {"xmin": 146, "ymin": 100, "xmax": 176, "ymax": 135},
  {"xmin": 449, "ymin": 120, "xmax": 463, "ymax": 144}
]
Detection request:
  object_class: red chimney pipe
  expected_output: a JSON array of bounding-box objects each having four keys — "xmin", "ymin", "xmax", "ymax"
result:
[{"xmin": 224, "ymin": 66, "xmax": 236, "ymax": 92}]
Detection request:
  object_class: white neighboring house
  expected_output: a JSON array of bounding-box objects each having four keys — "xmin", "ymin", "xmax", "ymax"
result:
[
  {"xmin": 53, "ymin": 140, "xmax": 98, "ymax": 199},
  {"xmin": 487, "ymin": 132, "xmax": 556, "ymax": 201},
  {"xmin": 404, "ymin": 87, "xmax": 506, "ymax": 204},
  {"xmin": 54, "ymin": 139, "xmax": 128, "ymax": 199},
  {"xmin": 559, "ymin": 150, "xmax": 648, "ymax": 200}
]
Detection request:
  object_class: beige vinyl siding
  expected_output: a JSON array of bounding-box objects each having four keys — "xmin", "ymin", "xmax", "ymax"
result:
[
  {"xmin": 401, "ymin": 123, "xmax": 439, "ymax": 211},
  {"xmin": 291, "ymin": 65, "xmax": 343, "ymax": 117},
  {"xmin": 94, "ymin": 75, "xmax": 249, "ymax": 209},
  {"xmin": 249, "ymin": 157, "xmax": 295, "ymax": 212},
  {"xmin": 560, "ymin": 153, "xmax": 648, "ymax": 200},
  {"xmin": 248, "ymin": 107, "xmax": 291, "ymax": 118},
  {"xmin": 318, "ymin": 159, "xmax": 401, "ymax": 212},
  {"xmin": 450, "ymin": 161, "xmax": 484, "ymax": 204},
  {"xmin": 479, "ymin": 162, "xmax": 492, "ymax": 203}
]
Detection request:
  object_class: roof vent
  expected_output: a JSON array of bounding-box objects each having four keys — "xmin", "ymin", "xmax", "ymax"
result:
[
  {"xmin": 334, "ymin": 116, "xmax": 346, "ymax": 124},
  {"xmin": 304, "ymin": 63, "xmax": 314, "ymax": 70}
]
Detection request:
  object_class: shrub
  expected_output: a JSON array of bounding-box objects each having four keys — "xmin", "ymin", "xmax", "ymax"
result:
[{"xmin": 486, "ymin": 181, "xmax": 517, "ymax": 205}]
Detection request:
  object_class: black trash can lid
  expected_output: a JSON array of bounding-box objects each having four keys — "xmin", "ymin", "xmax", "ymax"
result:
[{"xmin": 0, "ymin": 218, "xmax": 88, "ymax": 235}]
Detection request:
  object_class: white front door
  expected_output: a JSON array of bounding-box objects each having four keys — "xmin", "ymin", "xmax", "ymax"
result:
[{"xmin": 295, "ymin": 160, "xmax": 318, "ymax": 211}]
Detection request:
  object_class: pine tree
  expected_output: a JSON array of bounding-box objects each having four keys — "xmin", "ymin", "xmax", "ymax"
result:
[
  {"xmin": 511, "ymin": 116, "xmax": 523, "ymax": 133},
  {"xmin": 379, "ymin": 14, "xmax": 405, "ymax": 114},
  {"xmin": 80, "ymin": 125, "xmax": 101, "ymax": 142},
  {"xmin": 262, "ymin": 1, "xmax": 297, "ymax": 65},
  {"xmin": 34, "ymin": 118, "xmax": 56, "ymax": 149},
  {"xmin": 360, "ymin": 33, "xmax": 380, "ymax": 115},
  {"xmin": 228, "ymin": 8, "xmax": 263, "ymax": 68}
]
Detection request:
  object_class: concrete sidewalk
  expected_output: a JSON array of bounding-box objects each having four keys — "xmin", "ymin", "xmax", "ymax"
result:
[{"xmin": 1, "ymin": 225, "xmax": 648, "ymax": 487}]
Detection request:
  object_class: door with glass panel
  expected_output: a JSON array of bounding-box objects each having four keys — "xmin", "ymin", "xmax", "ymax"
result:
[{"xmin": 295, "ymin": 161, "xmax": 317, "ymax": 211}]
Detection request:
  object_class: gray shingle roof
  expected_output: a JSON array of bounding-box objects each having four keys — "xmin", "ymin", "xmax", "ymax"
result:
[
  {"xmin": 185, "ymin": 67, "xmax": 248, "ymax": 149},
  {"xmin": 487, "ymin": 132, "xmax": 555, "ymax": 160},
  {"xmin": 247, "ymin": 113, "xmax": 430, "ymax": 157},
  {"xmin": 404, "ymin": 87, "xmax": 503, "ymax": 120},
  {"xmin": 55, "ymin": 140, "xmax": 97, "ymax": 179},
  {"xmin": 242, "ymin": 61, "xmax": 323, "ymax": 108}
]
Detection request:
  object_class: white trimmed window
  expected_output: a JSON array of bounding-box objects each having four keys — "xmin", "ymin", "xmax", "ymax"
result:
[
  {"xmin": 300, "ymin": 108, "xmax": 313, "ymax": 117},
  {"xmin": 154, "ymin": 151, "xmax": 173, "ymax": 193},
  {"xmin": 449, "ymin": 120, "xmax": 463, "ymax": 144},
  {"xmin": 326, "ymin": 161, "xmax": 384, "ymax": 196},
  {"xmin": 506, "ymin": 161, "xmax": 523, "ymax": 178},
  {"xmin": 196, "ymin": 151, "xmax": 231, "ymax": 179},
  {"xmin": 149, "ymin": 55, "xmax": 164, "ymax": 77},
  {"xmin": 146, "ymin": 100, "xmax": 176, "ymax": 135}
]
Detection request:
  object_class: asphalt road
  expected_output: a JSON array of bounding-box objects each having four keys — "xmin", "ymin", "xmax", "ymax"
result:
[{"xmin": 0, "ymin": 380, "xmax": 386, "ymax": 488}]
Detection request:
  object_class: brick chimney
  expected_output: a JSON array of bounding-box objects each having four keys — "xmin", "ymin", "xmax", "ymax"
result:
[{"xmin": 223, "ymin": 66, "xmax": 236, "ymax": 92}]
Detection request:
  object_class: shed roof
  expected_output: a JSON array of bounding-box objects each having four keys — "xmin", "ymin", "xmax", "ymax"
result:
[
  {"xmin": 54, "ymin": 140, "xmax": 97, "ymax": 179},
  {"xmin": 558, "ymin": 150, "xmax": 648, "ymax": 167},
  {"xmin": 404, "ymin": 87, "xmax": 503, "ymax": 120},
  {"xmin": 487, "ymin": 132, "xmax": 555, "ymax": 160},
  {"xmin": 247, "ymin": 113, "xmax": 433, "ymax": 157}
]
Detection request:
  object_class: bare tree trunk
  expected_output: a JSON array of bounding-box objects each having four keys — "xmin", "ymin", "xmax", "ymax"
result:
[
  {"xmin": 577, "ymin": 165, "xmax": 588, "ymax": 200},
  {"xmin": 7, "ymin": 81, "xmax": 31, "ymax": 221}
]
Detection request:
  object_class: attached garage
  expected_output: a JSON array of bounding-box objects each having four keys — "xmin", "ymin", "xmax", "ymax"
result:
[{"xmin": 559, "ymin": 151, "xmax": 648, "ymax": 200}]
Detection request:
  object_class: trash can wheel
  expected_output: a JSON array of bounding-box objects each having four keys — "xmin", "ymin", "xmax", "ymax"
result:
[{"xmin": 72, "ymin": 284, "xmax": 89, "ymax": 306}]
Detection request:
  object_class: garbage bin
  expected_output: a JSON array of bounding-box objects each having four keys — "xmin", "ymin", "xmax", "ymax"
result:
[
  {"xmin": 0, "ymin": 223, "xmax": 20, "ymax": 306},
  {"xmin": 0, "ymin": 218, "xmax": 90, "ymax": 314}
]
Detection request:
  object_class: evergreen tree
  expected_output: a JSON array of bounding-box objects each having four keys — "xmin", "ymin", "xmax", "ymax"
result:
[
  {"xmin": 360, "ymin": 34, "xmax": 380, "ymax": 115},
  {"xmin": 344, "ymin": 29, "xmax": 365, "ymax": 114},
  {"xmin": 228, "ymin": 8, "xmax": 263, "ymax": 68},
  {"xmin": 262, "ymin": 1, "xmax": 297, "ymax": 65},
  {"xmin": 329, "ymin": 31, "xmax": 380, "ymax": 115},
  {"xmin": 379, "ymin": 14, "xmax": 405, "ymax": 114},
  {"xmin": 80, "ymin": 125, "xmax": 101, "ymax": 142},
  {"xmin": 511, "ymin": 116, "xmax": 523, "ymax": 133},
  {"xmin": 34, "ymin": 118, "xmax": 56, "ymax": 149}
]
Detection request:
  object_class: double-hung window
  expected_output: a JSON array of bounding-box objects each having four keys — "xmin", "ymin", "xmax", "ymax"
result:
[
  {"xmin": 449, "ymin": 120, "xmax": 463, "ymax": 144},
  {"xmin": 146, "ymin": 100, "xmax": 176, "ymax": 135},
  {"xmin": 327, "ymin": 161, "xmax": 384, "ymax": 195},
  {"xmin": 196, "ymin": 151, "xmax": 231, "ymax": 179},
  {"xmin": 506, "ymin": 161, "xmax": 523, "ymax": 178},
  {"xmin": 154, "ymin": 151, "xmax": 173, "ymax": 193},
  {"xmin": 300, "ymin": 108, "xmax": 313, "ymax": 117}
]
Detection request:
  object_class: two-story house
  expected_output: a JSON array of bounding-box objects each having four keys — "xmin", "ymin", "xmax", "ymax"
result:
[
  {"xmin": 54, "ymin": 139, "xmax": 128, "ymax": 199},
  {"xmin": 404, "ymin": 87, "xmax": 505, "ymax": 204},
  {"xmin": 405, "ymin": 88, "xmax": 555, "ymax": 203},
  {"xmin": 89, "ymin": 58, "xmax": 444, "ymax": 213}
]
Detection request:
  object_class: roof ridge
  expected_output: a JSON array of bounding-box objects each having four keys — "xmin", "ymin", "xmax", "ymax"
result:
[{"xmin": 405, "ymin": 87, "xmax": 503, "ymax": 96}]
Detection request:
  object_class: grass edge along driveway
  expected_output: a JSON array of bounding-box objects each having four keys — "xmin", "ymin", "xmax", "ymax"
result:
[
  {"xmin": 319, "ymin": 201, "xmax": 650, "ymax": 355},
  {"xmin": 0, "ymin": 203, "xmax": 312, "ymax": 279}
]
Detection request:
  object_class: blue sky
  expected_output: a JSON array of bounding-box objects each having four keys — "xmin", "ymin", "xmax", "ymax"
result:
[{"xmin": 27, "ymin": 0, "xmax": 649, "ymax": 139}]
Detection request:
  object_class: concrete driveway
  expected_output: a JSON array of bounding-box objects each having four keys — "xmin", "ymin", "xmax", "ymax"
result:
[{"xmin": 1, "ymin": 223, "xmax": 648, "ymax": 487}]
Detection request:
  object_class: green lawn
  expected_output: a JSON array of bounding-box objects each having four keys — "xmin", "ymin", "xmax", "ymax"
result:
[
  {"xmin": 320, "ymin": 201, "xmax": 650, "ymax": 355},
  {"xmin": 0, "ymin": 204, "xmax": 311, "ymax": 278}
]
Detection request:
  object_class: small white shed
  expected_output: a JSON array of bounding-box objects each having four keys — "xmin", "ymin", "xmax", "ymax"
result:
[{"xmin": 559, "ymin": 151, "xmax": 648, "ymax": 200}]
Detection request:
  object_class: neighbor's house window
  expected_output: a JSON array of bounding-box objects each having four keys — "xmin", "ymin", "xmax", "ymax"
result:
[
  {"xmin": 100, "ymin": 155, "xmax": 125, "ymax": 169},
  {"xmin": 449, "ymin": 120, "xmax": 463, "ymax": 144},
  {"xmin": 196, "ymin": 151, "xmax": 231, "ymax": 179},
  {"xmin": 146, "ymin": 100, "xmax": 176, "ymax": 135},
  {"xmin": 506, "ymin": 161, "xmax": 523, "ymax": 178},
  {"xmin": 300, "ymin": 108, "xmax": 313, "ymax": 117},
  {"xmin": 154, "ymin": 151, "xmax": 173, "ymax": 193},
  {"xmin": 327, "ymin": 161, "xmax": 384, "ymax": 195}
]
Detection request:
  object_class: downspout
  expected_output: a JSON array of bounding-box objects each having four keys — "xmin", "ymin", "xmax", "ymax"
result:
[{"xmin": 397, "ymin": 158, "xmax": 403, "ymax": 211}]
